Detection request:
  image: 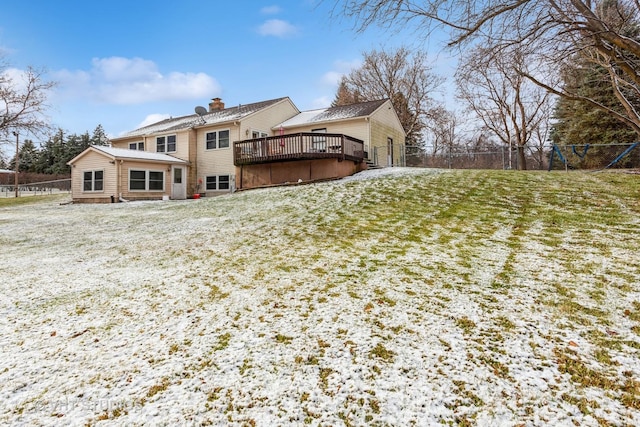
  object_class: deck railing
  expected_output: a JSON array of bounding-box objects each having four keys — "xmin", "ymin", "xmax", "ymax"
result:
[{"xmin": 234, "ymin": 132, "xmax": 365, "ymax": 165}]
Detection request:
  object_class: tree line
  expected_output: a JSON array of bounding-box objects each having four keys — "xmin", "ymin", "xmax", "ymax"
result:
[{"xmin": 1, "ymin": 126, "xmax": 109, "ymax": 175}]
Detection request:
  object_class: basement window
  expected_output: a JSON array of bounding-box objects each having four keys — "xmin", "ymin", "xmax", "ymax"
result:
[{"xmin": 205, "ymin": 175, "xmax": 230, "ymax": 191}]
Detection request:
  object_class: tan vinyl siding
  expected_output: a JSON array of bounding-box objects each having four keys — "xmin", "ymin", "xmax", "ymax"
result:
[
  {"xmin": 119, "ymin": 160, "xmax": 171, "ymax": 201},
  {"xmin": 70, "ymin": 150, "xmax": 117, "ymax": 202},
  {"xmin": 196, "ymin": 99, "xmax": 299, "ymax": 191},
  {"xmin": 369, "ymin": 101, "xmax": 406, "ymax": 166},
  {"xmin": 241, "ymin": 99, "xmax": 299, "ymax": 139},
  {"xmin": 111, "ymin": 133, "xmax": 190, "ymax": 163},
  {"xmin": 196, "ymin": 123, "xmax": 239, "ymax": 180},
  {"xmin": 111, "ymin": 137, "xmax": 145, "ymax": 150},
  {"xmin": 284, "ymin": 119, "xmax": 371, "ymax": 152}
]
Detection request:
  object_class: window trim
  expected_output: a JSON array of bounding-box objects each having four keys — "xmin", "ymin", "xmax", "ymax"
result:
[
  {"xmin": 156, "ymin": 135, "xmax": 177, "ymax": 153},
  {"xmin": 205, "ymin": 174, "xmax": 231, "ymax": 191},
  {"xmin": 82, "ymin": 169, "xmax": 104, "ymax": 192},
  {"xmin": 205, "ymin": 129, "xmax": 230, "ymax": 150},
  {"xmin": 128, "ymin": 169, "xmax": 165, "ymax": 192}
]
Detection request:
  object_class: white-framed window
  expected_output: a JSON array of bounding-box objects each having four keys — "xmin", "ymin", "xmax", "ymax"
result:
[
  {"xmin": 252, "ymin": 130, "xmax": 268, "ymax": 139},
  {"xmin": 129, "ymin": 169, "xmax": 165, "ymax": 191},
  {"xmin": 205, "ymin": 130, "xmax": 230, "ymax": 150},
  {"xmin": 83, "ymin": 170, "xmax": 104, "ymax": 192},
  {"xmin": 157, "ymin": 135, "xmax": 176, "ymax": 153},
  {"xmin": 205, "ymin": 175, "xmax": 230, "ymax": 191},
  {"xmin": 129, "ymin": 142, "xmax": 144, "ymax": 150}
]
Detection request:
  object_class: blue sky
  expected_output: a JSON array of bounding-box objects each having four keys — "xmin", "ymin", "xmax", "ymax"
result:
[{"xmin": 0, "ymin": 0, "xmax": 454, "ymax": 142}]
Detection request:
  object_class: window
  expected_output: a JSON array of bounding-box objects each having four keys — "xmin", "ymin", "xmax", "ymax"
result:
[
  {"xmin": 129, "ymin": 169, "xmax": 164, "ymax": 191},
  {"xmin": 157, "ymin": 135, "xmax": 176, "ymax": 153},
  {"xmin": 167, "ymin": 135, "xmax": 176, "ymax": 152},
  {"xmin": 252, "ymin": 130, "xmax": 268, "ymax": 139},
  {"xmin": 205, "ymin": 130, "xmax": 230, "ymax": 150},
  {"xmin": 205, "ymin": 175, "xmax": 231, "ymax": 191},
  {"xmin": 83, "ymin": 170, "xmax": 104, "ymax": 192},
  {"xmin": 219, "ymin": 175, "xmax": 230, "ymax": 190},
  {"xmin": 312, "ymin": 128, "xmax": 327, "ymax": 152},
  {"xmin": 129, "ymin": 142, "xmax": 144, "ymax": 150}
]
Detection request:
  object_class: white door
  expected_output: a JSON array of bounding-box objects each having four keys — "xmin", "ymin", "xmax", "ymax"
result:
[{"xmin": 171, "ymin": 166, "xmax": 186, "ymax": 200}]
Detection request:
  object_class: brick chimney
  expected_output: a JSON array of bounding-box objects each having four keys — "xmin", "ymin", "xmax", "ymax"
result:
[{"xmin": 209, "ymin": 97, "xmax": 225, "ymax": 112}]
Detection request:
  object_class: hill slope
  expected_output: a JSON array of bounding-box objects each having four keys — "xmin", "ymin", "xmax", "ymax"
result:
[{"xmin": 1, "ymin": 168, "xmax": 639, "ymax": 425}]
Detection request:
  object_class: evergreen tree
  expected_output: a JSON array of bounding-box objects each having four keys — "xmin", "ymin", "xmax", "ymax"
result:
[
  {"xmin": 550, "ymin": 0, "xmax": 640, "ymax": 167},
  {"xmin": 91, "ymin": 124, "xmax": 109, "ymax": 146},
  {"xmin": 331, "ymin": 77, "xmax": 363, "ymax": 107}
]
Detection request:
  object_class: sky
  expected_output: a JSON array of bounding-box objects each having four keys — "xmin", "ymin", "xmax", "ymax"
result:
[{"xmin": 0, "ymin": 0, "xmax": 455, "ymax": 144}]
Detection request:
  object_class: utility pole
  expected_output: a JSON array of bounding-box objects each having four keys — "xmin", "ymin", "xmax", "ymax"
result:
[{"xmin": 12, "ymin": 131, "xmax": 19, "ymax": 198}]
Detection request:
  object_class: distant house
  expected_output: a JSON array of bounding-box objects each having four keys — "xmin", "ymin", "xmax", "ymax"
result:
[{"xmin": 68, "ymin": 96, "xmax": 405, "ymax": 203}]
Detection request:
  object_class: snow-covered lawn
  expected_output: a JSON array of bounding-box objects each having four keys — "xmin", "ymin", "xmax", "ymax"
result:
[{"xmin": 1, "ymin": 168, "xmax": 639, "ymax": 426}]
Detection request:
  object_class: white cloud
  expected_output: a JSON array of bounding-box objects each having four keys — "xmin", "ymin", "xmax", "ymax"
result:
[
  {"xmin": 260, "ymin": 5, "xmax": 282, "ymax": 15},
  {"xmin": 53, "ymin": 57, "xmax": 220, "ymax": 105},
  {"xmin": 319, "ymin": 58, "xmax": 362, "ymax": 87},
  {"xmin": 257, "ymin": 19, "xmax": 298, "ymax": 38},
  {"xmin": 321, "ymin": 71, "xmax": 343, "ymax": 86},
  {"xmin": 311, "ymin": 96, "xmax": 332, "ymax": 109},
  {"xmin": 136, "ymin": 113, "xmax": 172, "ymax": 129}
]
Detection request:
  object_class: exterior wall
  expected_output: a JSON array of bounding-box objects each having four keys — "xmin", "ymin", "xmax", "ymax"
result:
[
  {"xmin": 118, "ymin": 160, "xmax": 173, "ymax": 201},
  {"xmin": 110, "ymin": 136, "xmax": 143, "ymax": 151},
  {"xmin": 70, "ymin": 150, "xmax": 118, "ymax": 203},
  {"xmin": 111, "ymin": 133, "xmax": 191, "ymax": 163},
  {"xmin": 195, "ymin": 123, "xmax": 239, "ymax": 195},
  {"xmin": 197, "ymin": 99, "xmax": 299, "ymax": 195},
  {"xmin": 369, "ymin": 103, "xmax": 406, "ymax": 166},
  {"xmin": 236, "ymin": 158, "xmax": 367, "ymax": 190},
  {"xmin": 283, "ymin": 119, "xmax": 371, "ymax": 153},
  {"xmin": 240, "ymin": 99, "xmax": 299, "ymax": 140}
]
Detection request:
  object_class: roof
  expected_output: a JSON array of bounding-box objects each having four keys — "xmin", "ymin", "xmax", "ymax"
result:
[
  {"xmin": 117, "ymin": 97, "xmax": 293, "ymax": 139},
  {"xmin": 0, "ymin": 169, "xmax": 15, "ymax": 174},
  {"xmin": 275, "ymin": 99, "xmax": 389, "ymax": 129},
  {"xmin": 68, "ymin": 145, "xmax": 188, "ymax": 165}
]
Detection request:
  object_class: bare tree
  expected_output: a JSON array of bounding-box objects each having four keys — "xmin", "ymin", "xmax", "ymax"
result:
[
  {"xmin": 333, "ymin": 47, "xmax": 444, "ymax": 144},
  {"xmin": 423, "ymin": 105, "xmax": 459, "ymax": 157},
  {"xmin": 1, "ymin": 61, "xmax": 55, "ymax": 145},
  {"xmin": 456, "ymin": 46, "xmax": 553, "ymax": 169},
  {"xmin": 328, "ymin": 0, "xmax": 640, "ymax": 138}
]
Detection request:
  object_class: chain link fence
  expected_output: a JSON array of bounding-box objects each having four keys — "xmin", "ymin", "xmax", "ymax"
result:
[{"xmin": 373, "ymin": 143, "xmax": 640, "ymax": 171}]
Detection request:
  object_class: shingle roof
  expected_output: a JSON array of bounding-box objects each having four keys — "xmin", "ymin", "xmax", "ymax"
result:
[
  {"xmin": 88, "ymin": 146, "xmax": 188, "ymax": 163},
  {"xmin": 275, "ymin": 99, "xmax": 388, "ymax": 129},
  {"xmin": 119, "ymin": 97, "xmax": 292, "ymax": 138}
]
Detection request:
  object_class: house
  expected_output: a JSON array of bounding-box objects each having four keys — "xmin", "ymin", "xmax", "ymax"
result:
[
  {"xmin": 234, "ymin": 99, "xmax": 406, "ymax": 189},
  {"xmin": 67, "ymin": 96, "xmax": 405, "ymax": 203}
]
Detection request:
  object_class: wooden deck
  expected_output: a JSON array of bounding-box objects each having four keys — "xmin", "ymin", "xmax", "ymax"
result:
[{"xmin": 234, "ymin": 133, "xmax": 365, "ymax": 166}]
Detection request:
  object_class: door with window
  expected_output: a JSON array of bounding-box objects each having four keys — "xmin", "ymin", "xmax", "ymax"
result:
[
  {"xmin": 172, "ymin": 166, "xmax": 186, "ymax": 200},
  {"xmin": 387, "ymin": 137, "xmax": 394, "ymax": 166}
]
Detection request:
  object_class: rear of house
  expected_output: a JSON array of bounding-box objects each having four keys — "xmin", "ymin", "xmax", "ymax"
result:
[{"xmin": 67, "ymin": 96, "xmax": 406, "ymax": 201}]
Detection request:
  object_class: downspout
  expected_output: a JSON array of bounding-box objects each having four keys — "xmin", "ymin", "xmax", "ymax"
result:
[
  {"xmin": 118, "ymin": 159, "xmax": 129, "ymax": 202},
  {"xmin": 236, "ymin": 121, "xmax": 241, "ymax": 190},
  {"xmin": 116, "ymin": 158, "xmax": 121, "ymax": 201}
]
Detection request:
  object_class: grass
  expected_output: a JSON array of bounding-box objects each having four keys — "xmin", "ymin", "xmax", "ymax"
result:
[
  {"xmin": 0, "ymin": 193, "xmax": 68, "ymax": 207},
  {"xmin": 1, "ymin": 169, "xmax": 639, "ymax": 426}
]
